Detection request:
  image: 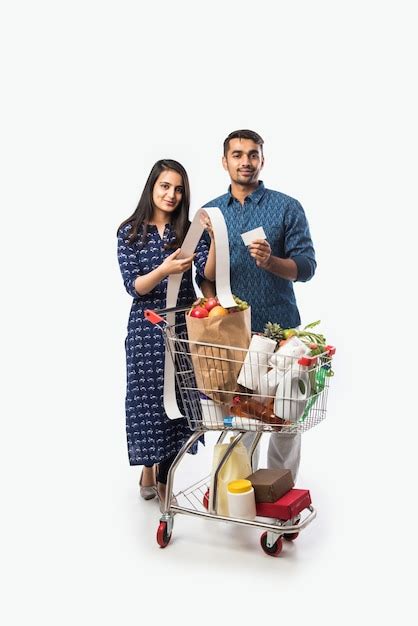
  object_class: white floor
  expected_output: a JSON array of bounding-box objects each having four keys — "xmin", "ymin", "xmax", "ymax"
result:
[{"xmin": 4, "ymin": 398, "xmax": 411, "ymax": 625}]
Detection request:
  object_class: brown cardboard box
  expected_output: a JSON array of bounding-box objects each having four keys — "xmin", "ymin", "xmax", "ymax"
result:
[{"xmin": 246, "ymin": 468, "xmax": 294, "ymax": 503}]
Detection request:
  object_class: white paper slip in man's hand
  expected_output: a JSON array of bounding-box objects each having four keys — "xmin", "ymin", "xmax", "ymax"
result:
[{"xmin": 241, "ymin": 226, "xmax": 267, "ymax": 246}]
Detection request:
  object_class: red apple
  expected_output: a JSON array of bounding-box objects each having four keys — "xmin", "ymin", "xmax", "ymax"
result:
[
  {"xmin": 190, "ymin": 306, "xmax": 209, "ymax": 318},
  {"xmin": 204, "ymin": 297, "xmax": 219, "ymax": 312}
]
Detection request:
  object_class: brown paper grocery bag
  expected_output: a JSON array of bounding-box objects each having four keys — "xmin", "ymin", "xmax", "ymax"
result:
[{"xmin": 185, "ymin": 307, "xmax": 251, "ymax": 403}]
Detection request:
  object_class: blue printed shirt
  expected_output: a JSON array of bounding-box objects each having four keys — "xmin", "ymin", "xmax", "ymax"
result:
[{"xmin": 202, "ymin": 182, "xmax": 316, "ymax": 332}]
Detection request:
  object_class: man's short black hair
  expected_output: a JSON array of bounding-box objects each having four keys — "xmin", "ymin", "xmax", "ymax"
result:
[{"xmin": 223, "ymin": 129, "xmax": 264, "ymax": 156}]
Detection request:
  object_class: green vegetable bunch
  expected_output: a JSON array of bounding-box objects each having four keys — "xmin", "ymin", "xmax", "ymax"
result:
[{"xmin": 263, "ymin": 320, "xmax": 327, "ymax": 349}]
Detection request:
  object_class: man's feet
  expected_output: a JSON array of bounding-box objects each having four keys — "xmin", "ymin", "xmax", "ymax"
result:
[{"xmin": 139, "ymin": 466, "xmax": 157, "ymax": 500}]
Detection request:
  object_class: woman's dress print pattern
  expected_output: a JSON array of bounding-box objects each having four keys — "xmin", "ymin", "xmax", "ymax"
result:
[{"xmin": 117, "ymin": 223, "xmax": 208, "ymax": 465}]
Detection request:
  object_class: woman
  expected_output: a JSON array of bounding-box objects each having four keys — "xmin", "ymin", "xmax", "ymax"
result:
[{"xmin": 117, "ymin": 159, "xmax": 215, "ymax": 509}]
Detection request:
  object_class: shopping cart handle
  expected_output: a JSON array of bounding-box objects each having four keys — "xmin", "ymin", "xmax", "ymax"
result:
[
  {"xmin": 144, "ymin": 309, "xmax": 165, "ymax": 325},
  {"xmin": 326, "ymin": 345, "xmax": 336, "ymax": 356},
  {"xmin": 298, "ymin": 355, "xmax": 318, "ymax": 366}
]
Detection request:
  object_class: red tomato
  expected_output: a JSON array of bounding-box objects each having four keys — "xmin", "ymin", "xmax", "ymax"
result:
[
  {"xmin": 204, "ymin": 297, "xmax": 219, "ymax": 312},
  {"xmin": 190, "ymin": 306, "xmax": 209, "ymax": 318}
]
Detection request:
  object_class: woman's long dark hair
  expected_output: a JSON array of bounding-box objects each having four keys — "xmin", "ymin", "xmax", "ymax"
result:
[{"xmin": 118, "ymin": 159, "xmax": 191, "ymax": 247}]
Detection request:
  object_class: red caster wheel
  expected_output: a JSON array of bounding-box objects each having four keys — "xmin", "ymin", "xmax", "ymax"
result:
[
  {"xmin": 284, "ymin": 532, "xmax": 299, "ymax": 541},
  {"xmin": 156, "ymin": 521, "xmax": 172, "ymax": 548},
  {"xmin": 260, "ymin": 532, "xmax": 283, "ymax": 557},
  {"xmin": 203, "ymin": 489, "xmax": 209, "ymax": 510}
]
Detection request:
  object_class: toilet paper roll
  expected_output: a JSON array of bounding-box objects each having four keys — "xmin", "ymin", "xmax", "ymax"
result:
[
  {"xmin": 257, "ymin": 367, "xmax": 284, "ymax": 401},
  {"xmin": 236, "ymin": 335, "xmax": 277, "ymax": 391},
  {"xmin": 274, "ymin": 365, "xmax": 311, "ymax": 422},
  {"xmin": 268, "ymin": 336, "xmax": 310, "ymax": 372}
]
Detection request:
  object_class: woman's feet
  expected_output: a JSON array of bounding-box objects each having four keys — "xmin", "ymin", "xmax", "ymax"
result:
[{"xmin": 139, "ymin": 466, "xmax": 157, "ymax": 500}]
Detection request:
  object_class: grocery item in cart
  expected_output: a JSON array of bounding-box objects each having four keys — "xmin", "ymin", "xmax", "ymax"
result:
[
  {"xmin": 209, "ymin": 437, "xmax": 252, "ymax": 516},
  {"xmin": 185, "ymin": 302, "xmax": 251, "ymax": 404},
  {"xmin": 246, "ymin": 468, "xmax": 294, "ymax": 503},
  {"xmin": 236, "ymin": 334, "xmax": 277, "ymax": 391},
  {"xmin": 199, "ymin": 393, "xmax": 226, "ymax": 428},
  {"xmin": 274, "ymin": 363, "xmax": 311, "ymax": 422},
  {"xmin": 254, "ymin": 337, "xmax": 310, "ymax": 401},
  {"xmin": 227, "ymin": 479, "xmax": 256, "ymax": 520},
  {"xmin": 223, "ymin": 415, "xmax": 274, "ymax": 431},
  {"xmin": 257, "ymin": 367, "xmax": 283, "ymax": 402},
  {"xmin": 230, "ymin": 397, "xmax": 285, "ymax": 428},
  {"xmin": 256, "ymin": 488, "xmax": 311, "ymax": 519},
  {"xmin": 268, "ymin": 336, "xmax": 310, "ymax": 372}
]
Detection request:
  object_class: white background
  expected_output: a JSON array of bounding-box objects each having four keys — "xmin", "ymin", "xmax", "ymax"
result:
[{"xmin": 1, "ymin": 1, "xmax": 416, "ymax": 624}]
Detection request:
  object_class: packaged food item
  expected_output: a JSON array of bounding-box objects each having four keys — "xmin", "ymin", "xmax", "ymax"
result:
[
  {"xmin": 255, "ymin": 488, "xmax": 311, "ymax": 520},
  {"xmin": 246, "ymin": 468, "xmax": 294, "ymax": 503},
  {"xmin": 227, "ymin": 479, "xmax": 256, "ymax": 520}
]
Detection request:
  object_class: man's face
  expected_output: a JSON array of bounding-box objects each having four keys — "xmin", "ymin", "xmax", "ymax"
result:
[{"xmin": 222, "ymin": 138, "xmax": 264, "ymax": 186}]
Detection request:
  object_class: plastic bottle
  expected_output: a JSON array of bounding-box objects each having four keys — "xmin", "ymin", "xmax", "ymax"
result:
[
  {"xmin": 223, "ymin": 416, "xmax": 274, "ymax": 431},
  {"xmin": 227, "ymin": 479, "xmax": 256, "ymax": 520}
]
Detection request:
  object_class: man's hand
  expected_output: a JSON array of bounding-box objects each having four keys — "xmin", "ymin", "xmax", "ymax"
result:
[
  {"xmin": 199, "ymin": 210, "xmax": 214, "ymax": 239},
  {"xmin": 248, "ymin": 238, "xmax": 271, "ymax": 268}
]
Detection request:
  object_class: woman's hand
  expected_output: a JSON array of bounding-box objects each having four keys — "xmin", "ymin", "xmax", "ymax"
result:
[
  {"xmin": 248, "ymin": 238, "xmax": 272, "ymax": 268},
  {"xmin": 160, "ymin": 248, "xmax": 195, "ymax": 275}
]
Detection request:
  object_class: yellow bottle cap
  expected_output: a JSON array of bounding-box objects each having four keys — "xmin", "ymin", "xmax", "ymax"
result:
[{"xmin": 227, "ymin": 479, "xmax": 252, "ymax": 494}]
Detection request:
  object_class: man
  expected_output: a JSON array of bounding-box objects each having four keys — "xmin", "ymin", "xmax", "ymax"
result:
[{"xmin": 201, "ymin": 129, "xmax": 316, "ymax": 480}]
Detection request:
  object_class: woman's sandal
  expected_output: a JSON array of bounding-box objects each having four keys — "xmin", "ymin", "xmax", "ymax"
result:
[{"xmin": 139, "ymin": 467, "xmax": 157, "ymax": 500}]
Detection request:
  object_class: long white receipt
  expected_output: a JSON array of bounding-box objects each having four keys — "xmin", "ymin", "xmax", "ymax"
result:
[{"xmin": 163, "ymin": 207, "xmax": 236, "ymax": 419}]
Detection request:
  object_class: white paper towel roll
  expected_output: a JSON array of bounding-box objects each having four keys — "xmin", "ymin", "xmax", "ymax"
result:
[
  {"xmin": 236, "ymin": 334, "xmax": 277, "ymax": 391},
  {"xmin": 268, "ymin": 336, "xmax": 309, "ymax": 373},
  {"xmin": 257, "ymin": 367, "xmax": 284, "ymax": 401},
  {"xmin": 274, "ymin": 365, "xmax": 311, "ymax": 422}
]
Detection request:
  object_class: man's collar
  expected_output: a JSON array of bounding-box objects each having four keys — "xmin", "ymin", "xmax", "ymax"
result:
[{"xmin": 227, "ymin": 181, "xmax": 266, "ymax": 205}]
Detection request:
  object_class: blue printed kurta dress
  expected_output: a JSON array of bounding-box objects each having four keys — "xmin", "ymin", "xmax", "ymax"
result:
[{"xmin": 117, "ymin": 223, "xmax": 209, "ymax": 466}]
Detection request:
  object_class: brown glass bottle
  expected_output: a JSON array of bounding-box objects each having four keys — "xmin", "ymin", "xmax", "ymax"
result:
[{"xmin": 230, "ymin": 398, "xmax": 284, "ymax": 427}]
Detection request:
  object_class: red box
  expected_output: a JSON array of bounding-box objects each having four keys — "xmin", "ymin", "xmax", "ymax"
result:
[{"xmin": 256, "ymin": 489, "xmax": 311, "ymax": 520}]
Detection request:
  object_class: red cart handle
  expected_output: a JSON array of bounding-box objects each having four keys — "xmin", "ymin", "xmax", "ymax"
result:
[{"xmin": 144, "ymin": 309, "xmax": 165, "ymax": 325}]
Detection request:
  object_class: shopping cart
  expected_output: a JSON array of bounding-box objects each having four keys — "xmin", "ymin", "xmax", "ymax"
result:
[{"xmin": 145, "ymin": 306, "xmax": 335, "ymax": 557}]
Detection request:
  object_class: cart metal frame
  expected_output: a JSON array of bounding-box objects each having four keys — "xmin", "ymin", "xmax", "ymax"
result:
[{"xmin": 145, "ymin": 306, "xmax": 334, "ymax": 555}]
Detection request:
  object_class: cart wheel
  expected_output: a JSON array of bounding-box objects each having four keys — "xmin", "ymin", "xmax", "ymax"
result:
[
  {"xmin": 203, "ymin": 489, "xmax": 209, "ymax": 510},
  {"xmin": 156, "ymin": 521, "xmax": 172, "ymax": 548},
  {"xmin": 284, "ymin": 532, "xmax": 299, "ymax": 541},
  {"xmin": 260, "ymin": 532, "xmax": 283, "ymax": 557}
]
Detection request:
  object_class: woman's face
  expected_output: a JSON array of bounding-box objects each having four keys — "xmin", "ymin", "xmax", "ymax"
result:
[{"xmin": 152, "ymin": 169, "xmax": 184, "ymax": 217}]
